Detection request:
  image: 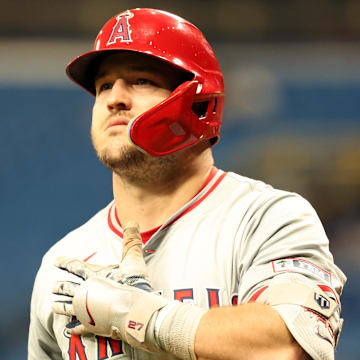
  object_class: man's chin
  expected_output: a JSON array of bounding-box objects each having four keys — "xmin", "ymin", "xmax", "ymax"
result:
[
  {"xmin": 94, "ymin": 142, "xmax": 179, "ymax": 185},
  {"xmin": 97, "ymin": 146, "xmax": 147, "ymax": 172}
]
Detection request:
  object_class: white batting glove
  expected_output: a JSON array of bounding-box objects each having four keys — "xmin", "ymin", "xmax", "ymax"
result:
[
  {"xmin": 52, "ymin": 222, "xmax": 152, "ymax": 329},
  {"xmin": 52, "ymin": 221, "xmax": 206, "ymax": 359}
]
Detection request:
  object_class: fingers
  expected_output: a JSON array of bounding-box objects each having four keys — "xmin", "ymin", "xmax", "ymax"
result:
[
  {"xmin": 52, "ymin": 301, "xmax": 76, "ymax": 316},
  {"xmin": 52, "ymin": 280, "xmax": 80, "ymax": 297},
  {"xmin": 118, "ymin": 221, "xmax": 152, "ymax": 291},
  {"xmin": 122, "ymin": 221, "xmax": 143, "ymax": 260},
  {"xmin": 52, "ymin": 280, "xmax": 78, "ymax": 317},
  {"xmin": 54, "ymin": 257, "xmax": 95, "ymax": 280},
  {"xmin": 121, "ymin": 221, "xmax": 148, "ymax": 277},
  {"xmin": 66, "ymin": 321, "xmax": 90, "ymax": 336},
  {"xmin": 86, "ymin": 263, "xmax": 119, "ymax": 277}
]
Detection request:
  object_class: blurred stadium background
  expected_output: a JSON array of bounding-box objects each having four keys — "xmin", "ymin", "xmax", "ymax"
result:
[{"xmin": 1, "ymin": 0, "xmax": 359, "ymax": 358}]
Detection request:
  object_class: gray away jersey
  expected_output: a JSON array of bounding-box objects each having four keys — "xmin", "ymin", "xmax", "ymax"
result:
[{"xmin": 28, "ymin": 168, "xmax": 346, "ymax": 360}]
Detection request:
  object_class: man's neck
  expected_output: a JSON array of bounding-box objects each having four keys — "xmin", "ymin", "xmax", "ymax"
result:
[{"xmin": 112, "ymin": 145, "xmax": 214, "ymax": 232}]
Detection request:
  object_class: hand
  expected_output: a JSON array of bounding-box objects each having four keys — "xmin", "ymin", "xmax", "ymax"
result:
[
  {"xmin": 52, "ymin": 221, "xmax": 206, "ymax": 358},
  {"xmin": 52, "ymin": 221, "xmax": 153, "ymax": 335}
]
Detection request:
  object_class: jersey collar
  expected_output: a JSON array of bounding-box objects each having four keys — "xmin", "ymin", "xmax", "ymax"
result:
[{"xmin": 107, "ymin": 166, "xmax": 226, "ymax": 244}]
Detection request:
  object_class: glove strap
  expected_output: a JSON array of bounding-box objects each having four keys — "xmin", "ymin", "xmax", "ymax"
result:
[{"xmin": 154, "ymin": 302, "xmax": 207, "ymax": 360}]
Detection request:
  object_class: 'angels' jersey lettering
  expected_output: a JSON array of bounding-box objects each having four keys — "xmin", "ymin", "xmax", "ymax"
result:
[
  {"xmin": 66, "ymin": 335, "xmax": 123, "ymax": 360},
  {"xmin": 97, "ymin": 336, "xmax": 123, "ymax": 360},
  {"xmin": 68, "ymin": 335, "xmax": 87, "ymax": 360},
  {"xmin": 28, "ymin": 168, "xmax": 346, "ymax": 360},
  {"xmin": 206, "ymin": 289, "xmax": 221, "ymax": 308}
]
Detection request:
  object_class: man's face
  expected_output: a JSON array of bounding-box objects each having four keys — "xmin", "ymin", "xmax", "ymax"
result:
[{"xmin": 91, "ymin": 51, "xmax": 186, "ymax": 172}]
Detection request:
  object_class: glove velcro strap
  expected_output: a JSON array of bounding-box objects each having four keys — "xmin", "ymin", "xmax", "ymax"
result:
[
  {"xmin": 156, "ymin": 302, "xmax": 207, "ymax": 360},
  {"xmin": 73, "ymin": 276, "xmax": 169, "ymax": 352},
  {"xmin": 124, "ymin": 291, "xmax": 169, "ymax": 349},
  {"xmin": 257, "ymin": 283, "xmax": 338, "ymax": 318}
]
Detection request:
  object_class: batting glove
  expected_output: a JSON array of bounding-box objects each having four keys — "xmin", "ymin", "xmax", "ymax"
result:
[{"xmin": 52, "ymin": 221, "xmax": 206, "ymax": 359}]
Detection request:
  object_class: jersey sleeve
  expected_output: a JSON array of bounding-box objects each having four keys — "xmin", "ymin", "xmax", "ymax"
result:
[
  {"xmin": 234, "ymin": 191, "xmax": 346, "ymax": 359},
  {"xmin": 28, "ymin": 259, "xmax": 62, "ymax": 360},
  {"xmin": 236, "ymin": 192, "xmax": 345, "ymax": 302}
]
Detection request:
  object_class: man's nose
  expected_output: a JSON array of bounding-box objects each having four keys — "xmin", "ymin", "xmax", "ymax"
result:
[{"xmin": 106, "ymin": 79, "xmax": 132, "ymax": 112}]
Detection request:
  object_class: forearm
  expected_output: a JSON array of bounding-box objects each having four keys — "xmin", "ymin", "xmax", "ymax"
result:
[{"xmin": 194, "ymin": 303, "xmax": 310, "ymax": 360}]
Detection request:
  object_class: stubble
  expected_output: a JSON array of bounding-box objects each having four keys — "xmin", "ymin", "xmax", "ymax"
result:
[{"xmin": 93, "ymin": 137, "xmax": 179, "ymax": 187}]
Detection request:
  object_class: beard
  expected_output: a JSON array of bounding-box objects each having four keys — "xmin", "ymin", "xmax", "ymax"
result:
[{"xmin": 92, "ymin": 134, "xmax": 178, "ymax": 187}]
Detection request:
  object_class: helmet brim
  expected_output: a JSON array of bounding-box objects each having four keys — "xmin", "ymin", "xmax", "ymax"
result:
[
  {"xmin": 66, "ymin": 49, "xmax": 125, "ymax": 96},
  {"xmin": 66, "ymin": 48, "xmax": 195, "ymax": 97}
]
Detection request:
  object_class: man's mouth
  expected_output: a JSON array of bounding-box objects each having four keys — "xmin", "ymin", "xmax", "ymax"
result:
[{"xmin": 106, "ymin": 118, "xmax": 129, "ymax": 129}]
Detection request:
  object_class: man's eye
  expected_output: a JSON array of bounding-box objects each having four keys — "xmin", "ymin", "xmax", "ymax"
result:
[
  {"xmin": 99, "ymin": 83, "xmax": 112, "ymax": 92},
  {"xmin": 136, "ymin": 78, "xmax": 152, "ymax": 86}
]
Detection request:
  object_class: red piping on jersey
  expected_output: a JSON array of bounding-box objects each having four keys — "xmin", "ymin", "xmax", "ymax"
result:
[
  {"xmin": 193, "ymin": 166, "xmax": 218, "ymax": 197},
  {"xmin": 114, "ymin": 206, "xmax": 121, "ymax": 226},
  {"xmin": 114, "ymin": 206, "xmax": 161, "ymax": 243},
  {"xmin": 108, "ymin": 208, "xmax": 121, "ymax": 238},
  {"xmin": 107, "ymin": 167, "xmax": 226, "ymax": 241},
  {"xmin": 164, "ymin": 170, "xmax": 227, "ymax": 229},
  {"xmin": 249, "ymin": 286, "xmax": 268, "ymax": 302},
  {"xmin": 83, "ymin": 252, "xmax": 97, "ymax": 262}
]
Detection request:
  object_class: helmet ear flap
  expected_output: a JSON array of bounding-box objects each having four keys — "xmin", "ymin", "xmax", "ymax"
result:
[
  {"xmin": 128, "ymin": 80, "xmax": 223, "ymax": 156},
  {"xmin": 128, "ymin": 80, "xmax": 200, "ymax": 156}
]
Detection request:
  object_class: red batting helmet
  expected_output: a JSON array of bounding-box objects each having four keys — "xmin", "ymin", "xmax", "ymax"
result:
[{"xmin": 66, "ymin": 8, "xmax": 225, "ymax": 156}]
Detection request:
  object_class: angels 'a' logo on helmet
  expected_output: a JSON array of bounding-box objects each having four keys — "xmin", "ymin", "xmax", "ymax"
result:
[{"xmin": 107, "ymin": 11, "xmax": 134, "ymax": 45}]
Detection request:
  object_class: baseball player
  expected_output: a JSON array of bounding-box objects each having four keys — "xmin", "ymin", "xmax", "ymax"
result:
[{"xmin": 28, "ymin": 8, "xmax": 346, "ymax": 360}]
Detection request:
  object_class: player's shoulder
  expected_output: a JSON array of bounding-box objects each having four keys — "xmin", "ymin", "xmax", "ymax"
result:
[
  {"xmin": 224, "ymin": 170, "xmax": 290, "ymax": 198},
  {"xmin": 41, "ymin": 202, "xmax": 112, "ymax": 265},
  {"xmin": 226, "ymin": 171, "xmax": 274, "ymax": 190},
  {"xmin": 223, "ymin": 170, "xmax": 316, "ymax": 214}
]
